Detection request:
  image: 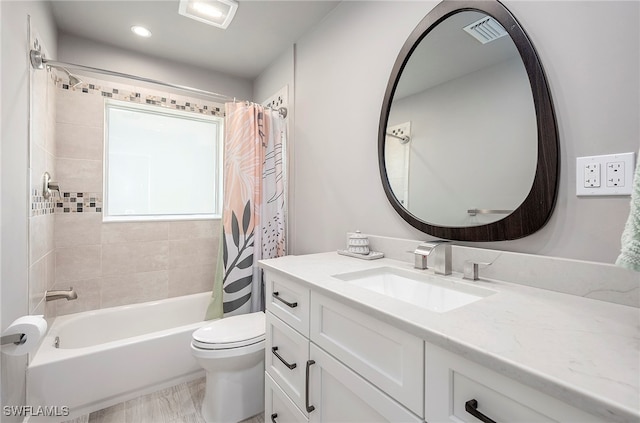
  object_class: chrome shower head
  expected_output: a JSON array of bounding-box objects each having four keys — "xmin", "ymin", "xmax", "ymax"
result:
[{"xmin": 63, "ymin": 68, "xmax": 83, "ymax": 88}]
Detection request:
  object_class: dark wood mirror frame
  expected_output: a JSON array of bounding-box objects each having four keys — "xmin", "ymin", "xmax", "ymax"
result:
[{"xmin": 378, "ymin": 0, "xmax": 559, "ymax": 242}]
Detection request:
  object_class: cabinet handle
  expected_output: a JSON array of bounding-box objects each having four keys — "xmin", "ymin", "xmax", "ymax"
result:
[
  {"xmin": 305, "ymin": 360, "xmax": 316, "ymax": 413},
  {"xmin": 272, "ymin": 346, "xmax": 297, "ymax": 370},
  {"xmin": 465, "ymin": 399, "xmax": 498, "ymax": 423},
  {"xmin": 270, "ymin": 413, "xmax": 278, "ymax": 423},
  {"xmin": 272, "ymin": 291, "xmax": 298, "ymax": 308}
]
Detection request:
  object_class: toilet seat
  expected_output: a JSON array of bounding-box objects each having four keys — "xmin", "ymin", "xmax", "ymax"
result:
[{"xmin": 192, "ymin": 311, "xmax": 265, "ymax": 350}]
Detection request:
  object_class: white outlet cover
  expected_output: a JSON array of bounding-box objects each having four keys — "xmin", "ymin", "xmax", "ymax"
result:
[{"xmin": 576, "ymin": 152, "xmax": 636, "ymax": 196}]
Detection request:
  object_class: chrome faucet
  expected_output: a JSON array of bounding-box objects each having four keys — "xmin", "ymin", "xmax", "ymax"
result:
[
  {"xmin": 45, "ymin": 288, "xmax": 78, "ymax": 302},
  {"xmin": 414, "ymin": 241, "xmax": 451, "ymax": 275}
]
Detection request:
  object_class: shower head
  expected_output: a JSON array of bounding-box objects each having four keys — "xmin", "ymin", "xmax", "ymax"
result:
[
  {"xmin": 62, "ymin": 67, "xmax": 83, "ymax": 88},
  {"xmin": 30, "ymin": 49, "xmax": 82, "ymax": 88}
]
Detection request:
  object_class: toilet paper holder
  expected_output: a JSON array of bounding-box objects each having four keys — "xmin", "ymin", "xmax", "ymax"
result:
[{"xmin": 1, "ymin": 333, "xmax": 26, "ymax": 346}]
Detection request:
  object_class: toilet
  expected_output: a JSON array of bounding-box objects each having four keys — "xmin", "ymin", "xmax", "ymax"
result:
[{"xmin": 191, "ymin": 312, "xmax": 266, "ymax": 423}]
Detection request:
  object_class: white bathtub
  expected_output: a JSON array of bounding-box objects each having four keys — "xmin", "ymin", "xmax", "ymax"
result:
[{"xmin": 27, "ymin": 292, "xmax": 212, "ymax": 421}]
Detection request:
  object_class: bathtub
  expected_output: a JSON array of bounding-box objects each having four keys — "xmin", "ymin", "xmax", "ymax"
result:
[{"xmin": 27, "ymin": 292, "xmax": 212, "ymax": 420}]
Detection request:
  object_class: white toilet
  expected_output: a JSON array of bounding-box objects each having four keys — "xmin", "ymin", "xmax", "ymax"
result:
[{"xmin": 191, "ymin": 312, "xmax": 266, "ymax": 423}]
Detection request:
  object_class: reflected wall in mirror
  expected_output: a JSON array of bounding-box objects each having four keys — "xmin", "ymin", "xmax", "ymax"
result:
[{"xmin": 379, "ymin": 0, "xmax": 558, "ymax": 241}]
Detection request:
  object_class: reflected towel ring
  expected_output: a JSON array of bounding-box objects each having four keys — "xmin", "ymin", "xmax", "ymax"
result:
[{"xmin": 386, "ymin": 132, "xmax": 410, "ymax": 144}]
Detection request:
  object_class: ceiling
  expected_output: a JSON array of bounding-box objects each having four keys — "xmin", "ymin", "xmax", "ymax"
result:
[
  {"xmin": 50, "ymin": 0, "xmax": 340, "ymax": 80},
  {"xmin": 394, "ymin": 11, "xmax": 519, "ymax": 100}
]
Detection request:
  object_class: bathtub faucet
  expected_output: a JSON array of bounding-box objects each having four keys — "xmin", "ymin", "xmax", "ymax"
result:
[{"xmin": 45, "ymin": 288, "xmax": 78, "ymax": 302}]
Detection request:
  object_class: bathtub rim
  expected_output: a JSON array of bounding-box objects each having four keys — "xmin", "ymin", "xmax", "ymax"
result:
[{"xmin": 29, "ymin": 292, "xmax": 213, "ymax": 367}]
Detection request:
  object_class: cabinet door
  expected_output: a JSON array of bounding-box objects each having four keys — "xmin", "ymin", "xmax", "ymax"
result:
[
  {"xmin": 266, "ymin": 311, "xmax": 309, "ymax": 414},
  {"xmin": 265, "ymin": 271, "xmax": 310, "ymax": 337},
  {"xmin": 266, "ymin": 373, "xmax": 308, "ymax": 423},
  {"xmin": 311, "ymin": 292, "xmax": 423, "ymax": 416},
  {"xmin": 307, "ymin": 344, "xmax": 421, "ymax": 423},
  {"xmin": 425, "ymin": 342, "xmax": 605, "ymax": 423}
]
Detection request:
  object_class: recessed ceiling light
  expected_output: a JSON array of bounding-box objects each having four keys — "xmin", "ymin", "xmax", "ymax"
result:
[
  {"xmin": 131, "ymin": 26, "xmax": 152, "ymax": 38},
  {"xmin": 178, "ymin": 0, "xmax": 238, "ymax": 29}
]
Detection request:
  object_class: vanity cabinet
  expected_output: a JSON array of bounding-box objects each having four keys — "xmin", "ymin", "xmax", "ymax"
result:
[
  {"xmin": 424, "ymin": 343, "xmax": 605, "ymax": 423},
  {"xmin": 264, "ymin": 271, "xmax": 423, "ymax": 423},
  {"xmin": 264, "ymin": 268, "xmax": 609, "ymax": 423}
]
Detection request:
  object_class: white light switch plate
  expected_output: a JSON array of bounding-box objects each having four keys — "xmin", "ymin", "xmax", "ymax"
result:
[{"xmin": 576, "ymin": 152, "xmax": 636, "ymax": 196}]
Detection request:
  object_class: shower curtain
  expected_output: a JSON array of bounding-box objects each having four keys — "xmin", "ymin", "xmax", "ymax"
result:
[{"xmin": 205, "ymin": 102, "xmax": 286, "ymax": 320}]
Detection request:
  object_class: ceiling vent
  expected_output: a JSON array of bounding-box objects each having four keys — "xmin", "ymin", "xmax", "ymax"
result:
[
  {"xmin": 463, "ymin": 16, "xmax": 508, "ymax": 44},
  {"xmin": 178, "ymin": 0, "xmax": 238, "ymax": 29}
]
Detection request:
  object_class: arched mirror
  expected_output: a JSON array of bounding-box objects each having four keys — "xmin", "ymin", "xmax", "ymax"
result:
[{"xmin": 379, "ymin": 0, "xmax": 558, "ymax": 241}]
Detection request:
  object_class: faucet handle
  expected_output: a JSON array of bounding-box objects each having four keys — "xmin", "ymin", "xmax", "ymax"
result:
[{"xmin": 463, "ymin": 261, "xmax": 492, "ymax": 281}]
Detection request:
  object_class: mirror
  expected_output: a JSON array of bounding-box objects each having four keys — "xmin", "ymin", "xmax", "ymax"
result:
[{"xmin": 379, "ymin": 0, "xmax": 558, "ymax": 242}]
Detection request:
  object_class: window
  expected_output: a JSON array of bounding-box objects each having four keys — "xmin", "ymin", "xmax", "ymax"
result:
[{"xmin": 104, "ymin": 100, "xmax": 222, "ymax": 221}]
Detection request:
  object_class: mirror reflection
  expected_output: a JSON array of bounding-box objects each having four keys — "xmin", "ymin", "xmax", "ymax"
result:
[{"xmin": 385, "ymin": 11, "xmax": 537, "ymax": 227}]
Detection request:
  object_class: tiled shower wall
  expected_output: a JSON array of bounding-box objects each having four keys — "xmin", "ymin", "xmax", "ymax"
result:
[
  {"xmin": 44, "ymin": 74, "xmax": 224, "ymax": 317},
  {"xmin": 29, "ymin": 38, "xmax": 57, "ymax": 316}
]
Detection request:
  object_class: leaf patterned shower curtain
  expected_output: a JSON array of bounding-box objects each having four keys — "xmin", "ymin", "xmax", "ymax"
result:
[{"xmin": 205, "ymin": 102, "xmax": 286, "ymax": 320}]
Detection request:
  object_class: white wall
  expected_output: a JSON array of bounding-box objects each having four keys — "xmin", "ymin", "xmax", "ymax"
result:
[
  {"xmin": 58, "ymin": 33, "xmax": 252, "ymax": 102},
  {"xmin": 253, "ymin": 46, "xmax": 294, "ymax": 106},
  {"xmin": 293, "ymin": 0, "xmax": 639, "ymax": 264},
  {"xmin": 252, "ymin": 46, "xmax": 296, "ymax": 252},
  {"xmin": 1, "ymin": 1, "xmax": 57, "ymax": 417}
]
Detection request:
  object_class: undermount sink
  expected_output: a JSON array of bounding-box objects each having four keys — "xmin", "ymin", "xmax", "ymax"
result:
[{"xmin": 332, "ymin": 267, "xmax": 495, "ymax": 313}]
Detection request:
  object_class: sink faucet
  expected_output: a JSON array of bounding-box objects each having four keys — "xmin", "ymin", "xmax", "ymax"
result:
[
  {"xmin": 45, "ymin": 288, "xmax": 78, "ymax": 302},
  {"xmin": 414, "ymin": 241, "xmax": 451, "ymax": 275}
]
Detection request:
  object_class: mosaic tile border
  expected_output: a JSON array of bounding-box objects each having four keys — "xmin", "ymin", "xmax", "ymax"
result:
[
  {"xmin": 31, "ymin": 189, "xmax": 55, "ymax": 216},
  {"xmin": 53, "ymin": 72, "xmax": 225, "ymax": 118},
  {"xmin": 55, "ymin": 192, "xmax": 103, "ymax": 214}
]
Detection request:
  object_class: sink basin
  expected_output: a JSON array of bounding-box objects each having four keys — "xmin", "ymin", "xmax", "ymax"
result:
[{"xmin": 332, "ymin": 267, "xmax": 495, "ymax": 313}]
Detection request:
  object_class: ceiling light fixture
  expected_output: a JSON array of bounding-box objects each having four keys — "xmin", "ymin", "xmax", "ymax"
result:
[
  {"xmin": 131, "ymin": 25, "xmax": 152, "ymax": 38},
  {"xmin": 192, "ymin": 2, "xmax": 224, "ymax": 18},
  {"xmin": 178, "ymin": 0, "xmax": 238, "ymax": 29}
]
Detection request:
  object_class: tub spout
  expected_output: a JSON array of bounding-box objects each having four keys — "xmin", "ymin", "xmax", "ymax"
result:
[{"xmin": 45, "ymin": 288, "xmax": 78, "ymax": 301}]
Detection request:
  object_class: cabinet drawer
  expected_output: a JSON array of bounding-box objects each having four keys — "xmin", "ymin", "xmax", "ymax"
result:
[
  {"xmin": 425, "ymin": 342, "xmax": 605, "ymax": 423},
  {"xmin": 265, "ymin": 271, "xmax": 310, "ymax": 337},
  {"xmin": 308, "ymin": 344, "xmax": 421, "ymax": 423},
  {"xmin": 266, "ymin": 372, "xmax": 308, "ymax": 423},
  {"xmin": 266, "ymin": 311, "xmax": 309, "ymax": 414},
  {"xmin": 310, "ymin": 293, "xmax": 424, "ymax": 417}
]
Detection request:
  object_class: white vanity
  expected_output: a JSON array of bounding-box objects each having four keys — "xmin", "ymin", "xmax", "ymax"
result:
[{"xmin": 259, "ymin": 249, "xmax": 639, "ymax": 423}]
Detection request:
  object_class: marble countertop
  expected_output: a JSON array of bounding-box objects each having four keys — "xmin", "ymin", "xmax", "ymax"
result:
[{"xmin": 259, "ymin": 252, "xmax": 640, "ymax": 423}]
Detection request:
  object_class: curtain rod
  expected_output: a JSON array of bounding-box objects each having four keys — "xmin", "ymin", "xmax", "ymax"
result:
[{"xmin": 29, "ymin": 48, "xmax": 235, "ymax": 103}]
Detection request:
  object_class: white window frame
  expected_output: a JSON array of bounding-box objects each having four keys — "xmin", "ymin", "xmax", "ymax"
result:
[{"xmin": 103, "ymin": 99, "xmax": 223, "ymax": 222}]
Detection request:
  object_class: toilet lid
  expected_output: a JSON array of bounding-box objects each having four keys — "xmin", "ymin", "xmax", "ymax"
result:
[{"xmin": 192, "ymin": 312, "xmax": 265, "ymax": 349}]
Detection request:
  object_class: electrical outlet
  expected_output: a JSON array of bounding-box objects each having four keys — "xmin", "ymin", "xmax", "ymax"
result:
[
  {"xmin": 576, "ymin": 152, "xmax": 635, "ymax": 196},
  {"xmin": 584, "ymin": 163, "xmax": 601, "ymax": 188},
  {"xmin": 606, "ymin": 162, "xmax": 624, "ymax": 187}
]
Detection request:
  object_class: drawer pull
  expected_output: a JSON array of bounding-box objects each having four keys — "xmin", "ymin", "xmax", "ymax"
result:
[
  {"xmin": 305, "ymin": 360, "xmax": 316, "ymax": 413},
  {"xmin": 273, "ymin": 291, "xmax": 298, "ymax": 308},
  {"xmin": 465, "ymin": 399, "xmax": 498, "ymax": 423},
  {"xmin": 272, "ymin": 346, "xmax": 297, "ymax": 370},
  {"xmin": 270, "ymin": 413, "xmax": 278, "ymax": 423}
]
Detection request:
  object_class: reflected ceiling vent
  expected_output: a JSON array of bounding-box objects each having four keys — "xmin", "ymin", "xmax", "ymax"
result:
[
  {"xmin": 463, "ymin": 16, "xmax": 507, "ymax": 44},
  {"xmin": 178, "ymin": 0, "xmax": 238, "ymax": 29}
]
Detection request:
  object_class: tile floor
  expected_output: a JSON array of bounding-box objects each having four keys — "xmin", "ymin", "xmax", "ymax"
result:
[{"xmin": 63, "ymin": 377, "xmax": 265, "ymax": 423}]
